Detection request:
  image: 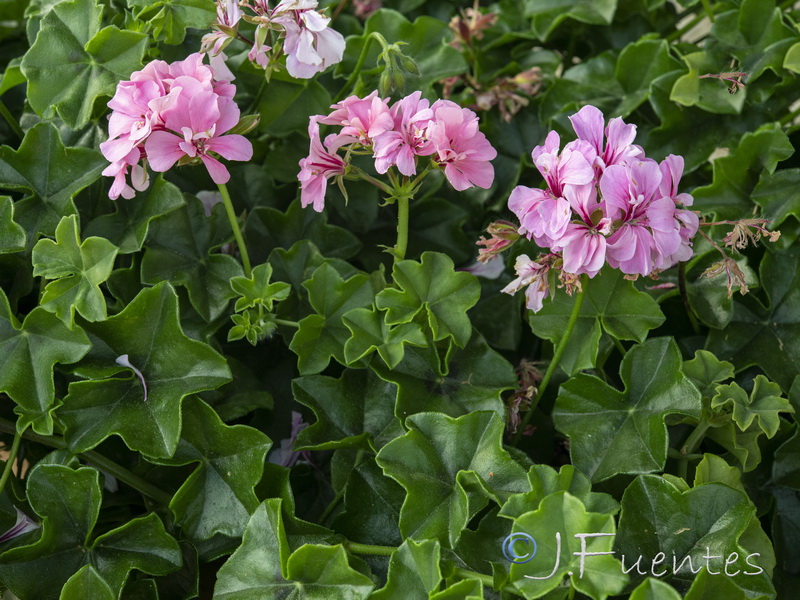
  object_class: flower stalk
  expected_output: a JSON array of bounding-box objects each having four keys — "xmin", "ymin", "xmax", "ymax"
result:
[{"xmin": 218, "ymin": 182, "xmax": 252, "ymax": 278}]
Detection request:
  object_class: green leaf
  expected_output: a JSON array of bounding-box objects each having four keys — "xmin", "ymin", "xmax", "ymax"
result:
[
  {"xmin": 615, "ymin": 475, "xmax": 773, "ymax": 594},
  {"xmin": 784, "ymin": 41, "xmax": 800, "ymax": 73},
  {"xmin": 629, "ymin": 578, "xmax": 682, "ymax": 600},
  {"xmin": 773, "ymin": 425, "xmax": 800, "ymax": 489},
  {"xmin": 60, "ymin": 566, "xmax": 115, "ymax": 600},
  {"xmin": 126, "ymin": 0, "xmax": 215, "ymax": 44},
  {"xmin": 499, "ymin": 464, "xmax": 619, "ymax": 521},
  {"xmin": 59, "ymin": 282, "xmax": 231, "ymax": 458},
  {"xmin": 230, "ymin": 263, "xmax": 291, "ymax": 313},
  {"xmin": 683, "ymin": 568, "xmax": 767, "ymax": 600},
  {"xmin": 214, "ymin": 499, "xmax": 374, "ymax": 599},
  {"xmin": 691, "ymin": 124, "xmax": 793, "ymax": 220},
  {"xmin": 375, "ymin": 411, "xmax": 527, "ymax": 547},
  {"xmin": 370, "ymin": 331, "xmax": 514, "ymax": 420},
  {"xmin": 141, "ymin": 195, "xmax": 243, "ymax": 322},
  {"xmin": 693, "ymin": 453, "xmax": 746, "ymax": 495},
  {"xmin": 376, "ymin": 252, "xmax": 480, "ymax": 349},
  {"xmin": 338, "ymin": 10, "xmax": 468, "ymax": 95},
  {"xmin": 752, "ymin": 168, "xmax": 800, "ymax": 231},
  {"xmin": 530, "ymin": 267, "xmax": 665, "ymax": 375},
  {"xmin": 429, "ymin": 579, "xmax": 483, "ymax": 599},
  {"xmin": 506, "ymin": 492, "xmax": 627, "ymax": 600},
  {"xmin": 0, "ymin": 464, "xmax": 181, "ymax": 600},
  {"xmin": 0, "ymin": 289, "xmax": 90, "ymax": 435},
  {"xmin": 148, "ymin": 396, "xmax": 271, "ymax": 547},
  {"xmin": 244, "ymin": 200, "xmax": 362, "ymax": 264},
  {"xmin": 522, "ymin": 0, "xmax": 617, "ymax": 41},
  {"xmin": 686, "ymin": 252, "xmax": 758, "ymax": 330},
  {"xmin": 21, "ymin": 0, "xmax": 147, "ymax": 129},
  {"xmin": 0, "ymin": 196, "xmax": 25, "ymax": 254},
  {"xmin": 289, "ymin": 262, "xmax": 377, "ymax": 374},
  {"xmin": 683, "ymin": 350, "xmax": 735, "ymax": 400},
  {"xmin": 372, "ymin": 539, "xmax": 441, "ymax": 600},
  {"xmin": 32, "ymin": 215, "xmax": 118, "ymax": 325},
  {"xmin": 332, "ymin": 458, "xmax": 405, "ymax": 547},
  {"xmin": 127, "ymin": 0, "xmax": 215, "ymax": 44},
  {"xmin": 670, "ymin": 51, "xmax": 747, "ymax": 115},
  {"xmin": 614, "ymin": 38, "xmax": 682, "ymax": 117},
  {"xmin": 553, "ymin": 338, "xmax": 701, "ymax": 482},
  {"xmin": 292, "ymin": 368, "xmax": 402, "ymax": 451},
  {"xmin": 342, "ymin": 306, "xmax": 427, "ymax": 369},
  {"xmin": 710, "ymin": 376, "xmax": 794, "ymax": 438},
  {"xmin": 707, "ymin": 246, "xmax": 800, "ymax": 391},
  {"xmin": 0, "ymin": 123, "xmax": 105, "ymax": 238},
  {"xmin": 85, "ymin": 176, "xmax": 186, "ymax": 254}
]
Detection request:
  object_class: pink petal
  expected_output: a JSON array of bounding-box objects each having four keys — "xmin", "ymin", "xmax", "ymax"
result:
[
  {"xmin": 145, "ymin": 131, "xmax": 186, "ymax": 172},
  {"xmin": 200, "ymin": 154, "xmax": 231, "ymax": 184},
  {"xmin": 208, "ymin": 134, "xmax": 253, "ymax": 161}
]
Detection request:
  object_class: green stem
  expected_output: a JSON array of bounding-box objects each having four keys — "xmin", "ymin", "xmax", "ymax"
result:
[
  {"xmin": 512, "ymin": 279, "xmax": 587, "ymax": 446},
  {"xmin": 0, "ymin": 99, "xmax": 23, "ymax": 140},
  {"xmin": 700, "ymin": 0, "xmax": 715, "ymax": 22},
  {"xmin": 320, "ymin": 449, "xmax": 364, "ymax": 524},
  {"xmin": 454, "ymin": 568, "xmax": 493, "ymax": 588},
  {"xmin": 677, "ymin": 420, "xmax": 711, "ymax": 479},
  {"xmin": 394, "ymin": 196, "xmax": 409, "ymax": 262},
  {"xmin": 335, "ymin": 32, "xmax": 389, "ymax": 102},
  {"xmin": 612, "ymin": 337, "xmax": 627, "ymax": 357},
  {"xmin": 342, "ymin": 541, "xmax": 396, "ymax": 556},
  {"xmin": 274, "ymin": 319, "xmax": 300, "ymax": 328},
  {"xmin": 217, "ymin": 183, "xmax": 252, "ymax": 278},
  {"xmin": 352, "ymin": 168, "xmax": 394, "ymax": 195},
  {"xmin": 0, "ymin": 430, "xmax": 22, "ymax": 497},
  {"xmin": 0, "ymin": 418, "xmax": 172, "ymax": 505},
  {"xmin": 780, "ymin": 102, "xmax": 800, "ymax": 126}
]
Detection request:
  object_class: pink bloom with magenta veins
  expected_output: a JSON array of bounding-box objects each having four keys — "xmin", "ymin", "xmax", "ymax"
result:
[
  {"xmin": 319, "ymin": 91, "xmax": 394, "ymax": 146},
  {"xmin": 297, "ymin": 117, "xmax": 348, "ymax": 212},
  {"xmin": 373, "ymin": 91, "xmax": 435, "ymax": 176},
  {"xmin": 272, "ymin": 0, "xmax": 346, "ymax": 79}
]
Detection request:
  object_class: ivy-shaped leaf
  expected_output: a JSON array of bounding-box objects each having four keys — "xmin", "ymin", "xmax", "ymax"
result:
[
  {"xmin": 20, "ymin": 0, "xmax": 147, "ymax": 129},
  {"xmin": 499, "ymin": 464, "xmax": 619, "ymax": 521},
  {"xmin": 773, "ymin": 425, "xmax": 800, "ymax": 489},
  {"xmin": 615, "ymin": 475, "xmax": 775, "ymax": 596},
  {"xmin": 372, "ymin": 539, "xmax": 441, "ymax": 600},
  {"xmin": 683, "ymin": 349, "xmax": 735, "ymax": 401},
  {"xmin": 711, "ymin": 376, "xmax": 794, "ymax": 438},
  {"xmin": 553, "ymin": 338, "xmax": 701, "ymax": 482},
  {"xmin": 691, "ymin": 124, "xmax": 793, "ymax": 219},
  {"xmin": 32, "ymin": 215, "xmax": 118, "ymax": 325},
  {"xmin": 522, "ymin": 0, "xmax": 617, "ymax": 42},
  {"xmin": 289, "ymin": 262, "xmax": 377, "ymax": 375},
  {"xmin": 147, "ymin": 396, "xmax": 271, "ymax": 550},
  {"xmin": 60, "ymin": 566, "xmax": 115, "ymax": 600},
  {"xmin": 614, "ymin": 38, "xmax": 683, "ymax": 117},
  {"xmin": 376, "ymin": 251, "xmax": 480, "ymax": 349},
  {"xmin": 141, "ymin": 196, "xmax": 243, "ymax": 322},
  {"xmin": 375, "ymin": 411, "xmax": 528, "ymax": 547},
  {"xmin": 0, "ymin": 196, "xmax": 25, "ymax": 254},
  {"xmin": 530, "ymin": 266, "xmax": 665, "ymax": 375},
  {"xmin": 230, "ymin": 263, "xmax": 291, "ymax": 313},
  {"xmin": 0, "ymin": 289, "xmax": 90, "ymax": 435},
  {"xmin": 244, "ymin": 200, "xmax": 362, "ymax": 264},
  {"xmin": 370, "ymin": 331, "xmax": 515, "ymax": 420},
  {"xmin": 342, "ymin": 306, "xmax": 427, "ymax": 369},
  {"xmin": 58, "ymin": 282, "xmax": 231, "ymax": 458},
  {"xmin": 127, "ymin": 0, "xmax": 216, "ymax": 45},
  {"xmin": 0, "ymin": 123, "xmax": 105, "ymax": 238},
  {"xmin": 214, "ymin": 499, "xmax": 374, "ymax": 599},
  {"xmin": 707, "ymin": 246, "xmax": 800, "ymax": 391},
  {"xmin": 429, "ymin": 579, "xmax": 483, "ymax": 599},
  {"xmin": 0, "ymin": 464, "xmax": 181, "ymax": 600},
  {"xmin": 84, "ymin": 176, "xmax": 186, "ymax": 254},
  {"xmin": 752, "ymin": 168, "xmax": 800, "ymax": 233},
  {"xmin": 506, "ymin": 492, "xmax": 627, "ymax": 600},
  {"xmin": 683, "ymin": 568, "xmax": 766, "ymax": 600},
  {"xmin": 293, "ymin": 368, "xmax": 402, "ymax": 451},
  {"xmin": 629, "ymin": 578, "xmax": 682, "ymax": 600}
]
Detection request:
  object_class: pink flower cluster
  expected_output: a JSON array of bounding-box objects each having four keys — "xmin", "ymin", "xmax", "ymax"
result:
[
  {"xmin": 503, "ymin": 105, "xmax": 698, "ymax": 312},
  {"xmin": 298, "ymin": 91, "xmax": 497, "ymax": 211},
  {"xmin": 100, "ymin": 53, "xmax": 253, "ymax": 199},
  {"xmin": 202, "ymin": 0, "xmax": 345, "ymax": 79}
]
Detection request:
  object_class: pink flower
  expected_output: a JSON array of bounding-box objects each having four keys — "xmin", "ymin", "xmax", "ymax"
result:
[
  {"xmin": 273, "ymin": 0, "xmax": 346, "ymax": 79},
  {"xmin": 373, "ymin": 91, "xmax": 435, "ymax": 175},
  {"xmin": 531, "ymin": 130, "xmax": 595, "ymax": 197},
  {"xmin": 144, "ymin": 76, "xmax": 252, "ymax": 184},
  {"xmin": 569, "ymin": 105, "xmax": 643, "ymax": 173},
  {"xmin": 201, "ymin": 0, "xmax": 242, "ymax": 56},
  {"xmin": 508, "ymin": 186, "xmax": 571, "ymax": 247},
  {"xmin": 297, "ymin": 117, "xmax": 348, "ymax": 211},
  {"xmin": 428, "ymin": 100, "xmax": 496, "ymax": 190},
  {"xmin": 555, "ymin": 184, "xmax": 609, "ymax": 277},
  {"xmin": 319, "ymin": 91, "xmax": 394, "ymax": 145},
  {"xmin": 501, "ymin": 254, "xmax": 551, "ymax": 312}
]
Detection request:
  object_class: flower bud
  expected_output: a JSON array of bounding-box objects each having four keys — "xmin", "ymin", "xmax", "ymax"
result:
[{"xmin": 227, "ymin": 114, "xmax": 261, "ymax": 136}]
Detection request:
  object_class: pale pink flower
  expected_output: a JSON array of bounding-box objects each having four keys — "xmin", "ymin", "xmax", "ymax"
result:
[
  {"xmin": 501, "ymin": 254, "xmax": 551, "ymax": 312},
  {"xmin": 507, "ymin": 186, "xmax": 571, "ymax": 247},
  {"xmin": 428, "ymin": 100, "xmax": 496, "ymax": 190},
  {"xmin": 297, "ymin": 117, "xmax": 348, "ymax": 211},
  {"xmin": 372, "ymin": 91, "xmax": 435, "ymax": 175},
  {"xmin": 273, "ymin": 0, "xmax": 346, "ymax": 79},
  {"xmin": 319, "ymin": 91, "xmax": 394, "ymax": 145},
  {"xmin": 145, "ymin": 76, "xmax": 253, "ymax": 184},
  {"xmin": 201, "ymin": 0, "xmax": 243, "ymax": 56},
  {"xmin": 555, "ymin": 184, "xmax": 610, "ymax": 277},
  {"xmin": 531, "ymin": 130, "xmax": 595, "ymax": 197},
  {"xmin": 569, "ymin": 105, "xmax": 643, "ymax": 173}
]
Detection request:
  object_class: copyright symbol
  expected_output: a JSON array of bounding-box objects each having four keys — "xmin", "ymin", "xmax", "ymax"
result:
[{"xmin": 502, "ymin": 532, "xmax": 537, "ymax": 564}]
